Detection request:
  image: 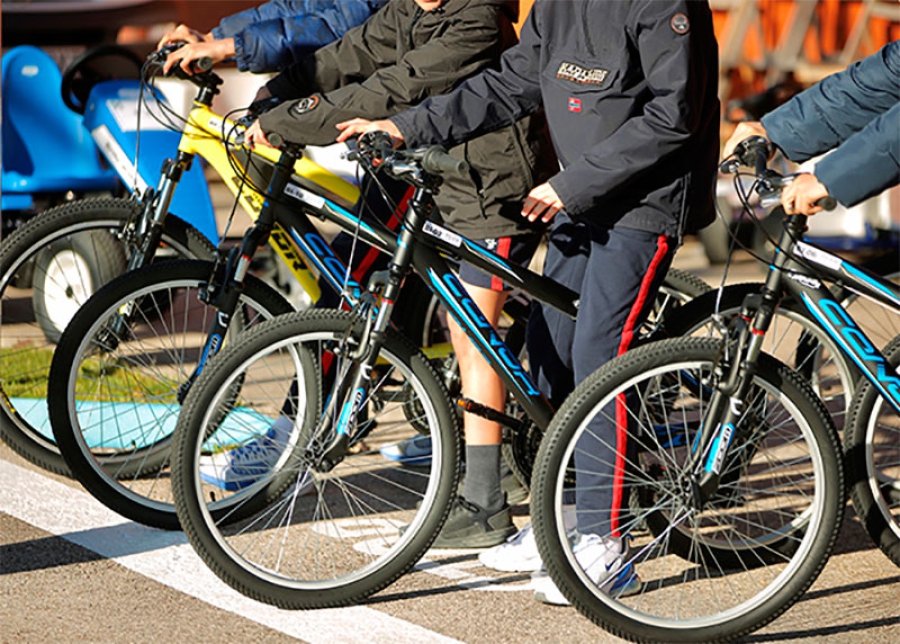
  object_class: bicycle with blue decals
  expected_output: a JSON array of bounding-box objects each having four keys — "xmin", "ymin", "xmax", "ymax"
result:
[
  {"xmin": 527, "ymin": 135, "xmax": 898, "ymax": 643},
  {"xmin": 159, "ymin": 131, "xmax": 603, "ymax": 608},
  {"xmin": 39, "ymin": 56, "xmax": 710, "ymax": 531}
]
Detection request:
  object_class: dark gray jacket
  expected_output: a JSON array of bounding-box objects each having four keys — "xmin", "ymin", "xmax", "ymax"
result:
[
  {"xmin": 260, "ymin": 0, "xmax": 555, "ymax": 238},
  {"xmin": 762, "ymin": 41, "xmax": 900, "ymax": 208},
  {"xmin": 390, "ymin": 0, "xmax": 720, "ymax": 236}
]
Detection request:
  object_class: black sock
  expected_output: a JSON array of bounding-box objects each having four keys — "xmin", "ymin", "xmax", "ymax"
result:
[{"xmin": 462, "ymin": 444, "xmax": 504, "ymax": 513}]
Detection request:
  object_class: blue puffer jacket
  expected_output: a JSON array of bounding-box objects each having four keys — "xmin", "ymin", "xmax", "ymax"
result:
[
  {"xmin": 212, "ymin": 0, "xmax": 388, "ymax": 73},
  {"xmin": 762, "ymin": 41, "xmax": 900, "ymax": 208}
]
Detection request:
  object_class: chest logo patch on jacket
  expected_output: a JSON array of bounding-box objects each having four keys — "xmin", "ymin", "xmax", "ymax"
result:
[
  {"xmin": 568, "ymin": 97, "xmax": 582, "ymax": 113},
  {"xmin": 293, "ymin": 95, "xmax": 320, "ymax": 115},
  {"xmin": 556, "ymin": 62, "xmax": 609, "ymax": 86}
]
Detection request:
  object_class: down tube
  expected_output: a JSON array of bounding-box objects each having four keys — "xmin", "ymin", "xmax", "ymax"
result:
[
  {"xmin": 790, "ymin": 279, "xmax": 900, "ymax": 414},
  {"xmin": 412, "ymin": 245, "xmax": 554, "ymax": 430}
]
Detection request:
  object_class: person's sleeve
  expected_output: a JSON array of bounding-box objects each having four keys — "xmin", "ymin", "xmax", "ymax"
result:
[
  {"xmin": 390, "ymin": 3, "xmax": 545, "ymax": 148},
  {"xmin": 549, "ymin": 1, "xmax": 716, "ymax": 217},
  {"xmin": 261, "ymin": 5, "xmax": 519, "ymax": 146},
  {"xmin": 222, "ymin": 1, "xmax": 381, "ymax": 73},
  {"xmin": 762, "ymin": 41, "xmax": 900, "ymax": 163},
  {"xmin": 264, "ymin": 2, "xmax": 398, "ymax": 100},
  {"xmin": 813, "ymin": 101, "xmax": 900, "ymax": 207},
  {"xmin": 213, "ymin": 0, "xmax": 319, "ymax": 39}
]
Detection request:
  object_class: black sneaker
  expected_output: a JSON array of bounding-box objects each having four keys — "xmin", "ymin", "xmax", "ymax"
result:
[{"xmin": 431, "ymin": 496, "xmax": 516, "ymax": 549}]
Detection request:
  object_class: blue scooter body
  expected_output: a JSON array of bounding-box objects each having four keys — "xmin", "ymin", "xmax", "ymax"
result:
[
  {"xmin": 82, "ymin": 80, "xmax": 218, "ymax": 242},
  {"xmin": 1, "ymin": 46, "xmax": 218, "ymax": 243}
]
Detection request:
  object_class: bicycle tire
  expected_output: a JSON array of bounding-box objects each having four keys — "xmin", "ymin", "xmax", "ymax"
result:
[
  {"xmin": 845, "ymin": 334, "xmax": 900, "ymax": 567},
  {"xmin": 0, "ymin": 197, "xmax": 213, "ymax": 476},
  {"xmin": 172, "ymin": 309, "xmax": 461, "ymax": 608},
  {"xmin": 665, "ymin": 282, "xmax": 858, "ymax": 432},
  {"xmin": 47, "ymin": 259, "xmax": 293, "ymax": 529},
  {"xmin": 532, "ymin": 337, "xmax": 844, "ymax": 643}
]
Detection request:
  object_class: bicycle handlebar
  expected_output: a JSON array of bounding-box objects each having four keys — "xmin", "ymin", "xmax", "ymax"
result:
[
  {"xmin": 721, "ymin": 135, "xmax": 836, "ymax": 212},
  {"xmin": 355, "ymin": 131, "xmax": 470, "ymax": 181},
  {"xmin": 147, "ymin": 43, "xmax": 222, "ymax": 91}
]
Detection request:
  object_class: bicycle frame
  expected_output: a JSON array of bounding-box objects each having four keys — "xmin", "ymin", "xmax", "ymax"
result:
[
  {"xmin": 304, "ymin": 162, "xmax": 578, "ymax": 449},
  {"xmin": 772, "ymin": 218, "xmax": 900, "ymax": 413}
]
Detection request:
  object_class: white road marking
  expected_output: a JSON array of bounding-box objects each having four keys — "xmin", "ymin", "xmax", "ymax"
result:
[{"xmin": 0, "ymin": 460, "xmax": 462, "ymax": 644}]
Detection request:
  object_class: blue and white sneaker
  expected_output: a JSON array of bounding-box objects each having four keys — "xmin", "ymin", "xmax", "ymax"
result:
[
  {"xmin": 379, "ymin": 434, "xmax": 432, "ymax": 465},
  {"xmin": 199, "ymin": 415, "xmax": 294, "ymax": 491},
  {"xmin": 532, "ymin": 533, "xmax": 641, "ymax": 605}
]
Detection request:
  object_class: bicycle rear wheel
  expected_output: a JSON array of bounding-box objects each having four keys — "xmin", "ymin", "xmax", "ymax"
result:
[
  {"xmin": 532, "ymin": 337, "xmax": 844, "ymax": 643},
  {"xmin": 0, "ymin": 198, "xmax": 213, "ymax": 475},
  {"xmin": 47, "ymin": 259, "xmax": 293, "ymax": 529},
  {"xmin": 845, "ymin": 334, "xmax": 900, "ymax": 566},
  {"xmin": 172, "ymin": 310, "xmax": 460, "ymax": 608}
]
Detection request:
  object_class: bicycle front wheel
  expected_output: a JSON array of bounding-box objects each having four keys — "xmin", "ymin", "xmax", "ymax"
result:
[
  {"xmin": 845, "ymin": 334, "xmax": 900, "ymax": 567},
  {"xmin": 532, "ymin": 337, "xmax": 844, "ymax": 643},
  {"xmin": 47, "ymin": 259, "xmax": 293, "ymax": 529},
  {"xmin": 0, "ymin": 198, "xmax": 213, "ymax": 475},
  {"xmin": 172, "ymin": 310, "xmax": 461, "ymax": 608}
]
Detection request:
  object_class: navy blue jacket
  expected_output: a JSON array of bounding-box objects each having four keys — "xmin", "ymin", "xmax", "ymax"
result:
[
  {"xmin": 212, "ymin": 0, "xmax": 387, "ymax": 73},
  {"xmin": 391, "ymin": 0, "xmax": 720, "ymax": 236},
  {"xmin": 762, "ymin": 41, "xmax": 900, "ymax": 208}
]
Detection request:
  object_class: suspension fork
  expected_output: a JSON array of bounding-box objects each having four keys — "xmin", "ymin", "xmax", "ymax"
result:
[
  {"xmin": 176, "ymin": 149, "xmax": 298, "ymax": 402},
  {"xmin": 690, "ymin": 232, "xmax": 794, "ymax": 504},
  {"xmin": 317, "ymin": 185, "xmax": 436, "ymax": 470},
  {"xmin": 124, "ymin": 150, "xmax": 196, "ymax": 270}
]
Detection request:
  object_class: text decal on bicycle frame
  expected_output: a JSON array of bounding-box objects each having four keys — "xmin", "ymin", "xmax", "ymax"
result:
[
  {"xmin": 802, "ymin": 295, "xmax": 900, "ymax": 409},
  {"xmin": 292, "ymin": 229, "xmax": 363, "ymax": 302},
  {"xmin": 427, "ymin": 268, "xmax": 541, "ymax": 397}
]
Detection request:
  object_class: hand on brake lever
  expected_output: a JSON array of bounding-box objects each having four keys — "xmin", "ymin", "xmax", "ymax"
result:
[
  {"xmin": 157, "ymin": 24, "xmax": 210, "ymax": 49},
  {"xmin": 244, "ymin": 120, "xmax": 274, "ymax": 150},
  {"xmin": 162, "ymin": 39, "xmax": 234, "ymax": 75},
  {"xmin": 722, "ymin": 122, "xmax": 769, "ymax": 160},
  {"xmin": 335, "ymin": 118, "xmax": 404, "ymax": 147},
  {"xmin": 782, "ymin": 173, "xmax": 831, "ymax": 215}
]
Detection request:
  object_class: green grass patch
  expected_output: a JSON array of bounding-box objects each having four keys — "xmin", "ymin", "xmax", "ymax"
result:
[{"xmin": 1, "ymin": 346, "xmax": 176, "ymax": 403}]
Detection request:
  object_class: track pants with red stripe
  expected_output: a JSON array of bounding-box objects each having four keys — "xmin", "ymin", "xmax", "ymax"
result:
[{"xmin": 526, "ymin": 212, "xmax": 676, "ymax": 537}]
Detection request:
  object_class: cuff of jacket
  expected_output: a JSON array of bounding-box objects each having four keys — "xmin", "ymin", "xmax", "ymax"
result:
[
  {"xmin": 547, "ymin": 169, "xmax": 591, "ymax": 218},
  {"xmin": 231, "ymin": 32, "xmax": 251, "ymax": 73},
  {"xmin": 390, "ymin": 112, "xmax": 428, "ymax": 149}
]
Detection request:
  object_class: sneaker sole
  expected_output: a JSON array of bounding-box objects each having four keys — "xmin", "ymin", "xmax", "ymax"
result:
[
  {"xmin": 533, "ymin": 574, "xmax": 642, "ymax": 606},
  {"xmin": 430, "ymin": 525, "xmax": 517, "ymax": 549},
  {"xmin": 478, "ymin": 556, "xmax": 543, "ymax": 573}
]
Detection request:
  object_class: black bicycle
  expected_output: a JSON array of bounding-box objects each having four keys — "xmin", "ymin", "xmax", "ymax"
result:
[
  {"xmin": 44, "ymin": 81, "xmax": 708, "ymax": 531},
  {"xmin": 163, "ymin": 131, "xmax": 691, "ymax": 608},
  {"xmin": 529, "ymin": 136, "xmax": 898, "ymax": 643}
]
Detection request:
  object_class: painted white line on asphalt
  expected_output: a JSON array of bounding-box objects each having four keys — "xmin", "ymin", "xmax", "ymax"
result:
[{"xmin": 0, "ymin": 460, "xmax": 462, "ymax": 644}]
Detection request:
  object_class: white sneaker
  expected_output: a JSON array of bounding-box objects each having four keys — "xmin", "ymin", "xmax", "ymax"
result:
[
  {"xmin": 199, "ymin": 415, "xmax": 294, "ymax": 491},
  {"xmin": 478, "ymin": 505, "xmax": 577, "ymax": 572},
  {"xmin": 533, "ymin": 533, "xmax": 641, "ymax": 606}
]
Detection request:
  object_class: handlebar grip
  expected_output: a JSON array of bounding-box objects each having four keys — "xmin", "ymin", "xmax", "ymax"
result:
[
  {"xmin": 194, "ymin": 57, "xmax": 214, "ymax": 72},
  {"xmin": 421, "ymin": 146, "xmax": 469, "ymax": 177},
  {"xmin": 267, "ymin": 132, "xmax": 284, "ymax": 149},
  {"xmin": 814, "ymin": 196, "xmax": 837, "ymax": 211}
]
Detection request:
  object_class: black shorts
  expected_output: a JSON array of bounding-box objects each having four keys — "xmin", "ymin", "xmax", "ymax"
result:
[{"xmin": 458, "ymin": 233, "xmax": 542, "ymax": 292}]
